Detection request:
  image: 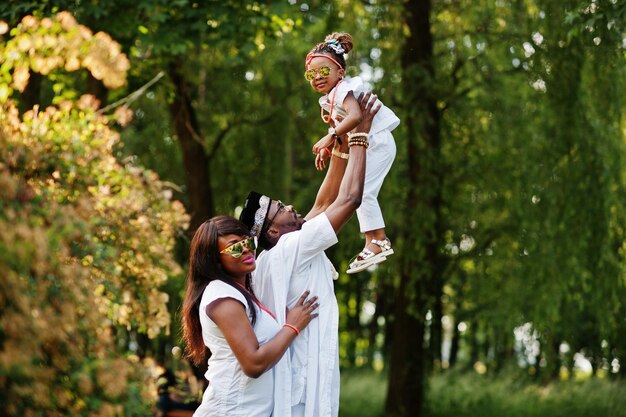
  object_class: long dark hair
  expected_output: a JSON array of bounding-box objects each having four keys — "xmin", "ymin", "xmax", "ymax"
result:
[
  {"xmin": 307, "ymin": 32, "xmax": 354, "ymax": 69},
  {"xmin": 181, "ymin": 215, "xmax": 257, "ymax": 366}
]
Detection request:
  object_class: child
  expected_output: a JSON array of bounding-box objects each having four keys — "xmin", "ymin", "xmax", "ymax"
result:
[{"xmin": 305, "ymin": 32, "xmax": 400, "ymax": 274}]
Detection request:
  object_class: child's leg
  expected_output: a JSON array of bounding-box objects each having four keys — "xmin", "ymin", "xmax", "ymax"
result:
[{"xmin": 356, "ymin": 129, "xmax": 396, "ymax": 254}]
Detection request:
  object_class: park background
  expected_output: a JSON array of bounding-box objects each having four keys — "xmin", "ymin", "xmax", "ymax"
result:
[{"xmin": 1, "ymin": 1, "xmax": 625, "ymax": 416}]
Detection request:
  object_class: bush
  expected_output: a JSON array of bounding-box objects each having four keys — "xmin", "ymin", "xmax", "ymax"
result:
[{"xmin": 0, "ymin": 13, "xmax": 187, "ymax": 416}]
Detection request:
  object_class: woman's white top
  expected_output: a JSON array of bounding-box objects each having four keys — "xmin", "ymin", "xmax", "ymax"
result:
[
  {"xmin": 318, "ymin": 76, "xmax": 400, "ymax": 134},
  {"xmin": 194, "ymin": 280, "xmax": 280, "ymax": 417}
]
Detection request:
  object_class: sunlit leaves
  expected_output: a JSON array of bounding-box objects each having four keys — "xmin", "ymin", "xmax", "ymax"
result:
[
  {"xmin": 0, "ymin": 11, "xmax": 129, "ymax": 105},
  {"xmin": 0, "ymin": 13, "xmax": 187, "ymax": 416}
]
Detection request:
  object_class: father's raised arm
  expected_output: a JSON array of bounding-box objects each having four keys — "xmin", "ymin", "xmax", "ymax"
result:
[{"xmin": 321, "ymin": 93, "xmax": 381, "ymax": 232}]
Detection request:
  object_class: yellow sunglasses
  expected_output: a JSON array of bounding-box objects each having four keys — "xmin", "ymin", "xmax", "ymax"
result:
[
  {"xmin": 219, "ymin": 236, "xmax": 257, "ymax": 258},
  {"xmin": 304, "ymin": 66, "xmax": 335, "ymax": 81}
]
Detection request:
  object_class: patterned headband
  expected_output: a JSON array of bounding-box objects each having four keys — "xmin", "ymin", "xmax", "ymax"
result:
[{"xmin": 250, "ymin": 195, "xmax": 271, "ymax": 237}]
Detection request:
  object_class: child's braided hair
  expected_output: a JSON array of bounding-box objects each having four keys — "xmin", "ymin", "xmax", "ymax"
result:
[{"xmin": 307, "ymin": 32, "xmax": 354, "ymax": 69}]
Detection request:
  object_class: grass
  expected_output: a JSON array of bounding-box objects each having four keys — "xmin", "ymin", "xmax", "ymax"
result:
[
  {"xmin": 339, "ymin": 369, "xmax": 626, "ymax": 417},
  {"xmin": 339, "ymin": 369, "xmax": 387, "ymax": 417}
]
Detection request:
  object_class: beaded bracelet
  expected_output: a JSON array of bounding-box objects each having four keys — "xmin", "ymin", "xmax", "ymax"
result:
[
  {"xmin": 331, "ymin": 148, "xmax": 349, "ymax": 160},
  {"xmin": 283, "ymin": 323, "xmax": 300, "ymax": 336},
  {"xmin": 348, "ymin": 138, "xmax": 369, "ymax": 148},
  {"xmin": 348, "ymin": 137, "xmax": 369, "ymax": 143},
  {"xmin": 347, "ymin": 132, "xmax": 369, "ymax": 140}
]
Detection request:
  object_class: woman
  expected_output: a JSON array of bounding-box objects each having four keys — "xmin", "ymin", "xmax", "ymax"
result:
[{"xmin": 181, "ymin": 216, "xmax": 319, "ymax": 417}]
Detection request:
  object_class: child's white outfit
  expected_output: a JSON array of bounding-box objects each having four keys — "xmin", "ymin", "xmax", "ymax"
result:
[{"xmin": 319, "ymin": 76, "xmax": 400, "ymax": 233}]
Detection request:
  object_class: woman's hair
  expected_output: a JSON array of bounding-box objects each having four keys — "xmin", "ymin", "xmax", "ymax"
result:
[
  {"xmin": 308, "ymin": 32, "xmax": 354, "ymax": 69},
  {"xmin": 181, "ymin": 215, "xmax": 257, "ymax": 366}
]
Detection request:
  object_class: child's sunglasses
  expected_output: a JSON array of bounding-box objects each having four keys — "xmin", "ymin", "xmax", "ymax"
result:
[
  {"xmin": 219, "ymin": 236, "xmax": 257, "ymax": 258},
  {"xmin": 304, "ymin": 66, "xmax": 334, "ymax": 81}
]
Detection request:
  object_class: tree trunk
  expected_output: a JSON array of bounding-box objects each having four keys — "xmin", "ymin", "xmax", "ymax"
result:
[
  {"xmin": 168, "ymin": 61, "xmax": 214, "ymax": 232},
  {"xmin": 385, "ymin": 0, "xmax": 442, "ymax": 415},
  {"xmin": 386, "ymin": 290, "xmax": 426, "ymax": 417},
  {"xmin": 448, "ymin": 317, "xmax": 461, "ymax": 369},
  {"xmin": 430, "ymin": 286, "xmax": 443, "ymax": 371}
]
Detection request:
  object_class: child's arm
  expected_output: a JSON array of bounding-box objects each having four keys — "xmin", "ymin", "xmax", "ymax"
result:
[
  {"xmin": 330, "ymin": 91, "xmax": 363, "ymax": 137},
  {"xmin": 312, "ymin": 92, "xmax": 363, "ymax": 155},
  {"xmin": 312, "ymin": 133, "xmax": 335, "ymax": 155},
  {"xmin": 314, "ymin": 146, "xmax": 332, "ymax": 171}
]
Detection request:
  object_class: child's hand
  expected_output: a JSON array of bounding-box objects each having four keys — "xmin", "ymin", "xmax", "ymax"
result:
[
  {"xmin": 315, "ymin": 147, "xmax": 331, "ymax": 171},
  {"xmin": 312, "ymin": 134, "xmax": 335, "ymax": 155}
]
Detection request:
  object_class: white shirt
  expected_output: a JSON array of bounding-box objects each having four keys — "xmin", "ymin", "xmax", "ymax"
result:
[
  {"xmin": 253, "ymin": 213, "xmax": 340, "ymax": 417},
  {"xmin": 195, "ymin": 280, "xmax": 280, "ymax": 417},
  {"xmin": 318, "ymin": 76, "xmax": 400, "ymax": 135}
]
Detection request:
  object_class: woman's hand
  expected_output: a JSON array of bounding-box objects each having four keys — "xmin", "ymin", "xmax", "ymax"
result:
[{"xmin": 286, "ymin": 290, "xmax": 319, "ymax": 332}]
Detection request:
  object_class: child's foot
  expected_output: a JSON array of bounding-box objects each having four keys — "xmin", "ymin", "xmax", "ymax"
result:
[{"xmin": 346, "ymin": 238, "xmax": 394, "ymax": 274}]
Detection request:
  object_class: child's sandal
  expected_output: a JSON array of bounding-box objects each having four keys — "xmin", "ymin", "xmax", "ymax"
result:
[{"xmin": 346, "ymin": 238, "xmax": 394, "ymax": 274}]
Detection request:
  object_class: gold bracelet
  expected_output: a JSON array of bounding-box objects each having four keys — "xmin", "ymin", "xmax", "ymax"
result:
[{"xmin": 331, "ymin": 148, "xmax": 349, "ymax": 160}]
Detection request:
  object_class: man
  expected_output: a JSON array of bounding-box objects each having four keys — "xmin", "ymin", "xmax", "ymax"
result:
[{"xmin": 239, "ymin": 93, "xmax": 380, "ymax": 417}]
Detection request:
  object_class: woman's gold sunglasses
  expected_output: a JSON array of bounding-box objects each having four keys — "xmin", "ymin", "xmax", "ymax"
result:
[
  {"xmin": 219, "ymin": 236, "xmax": 257, "ymax": 258},
  {"xmin": 304, "ymin": 66, "xmax": 334, "ymax": 81}
]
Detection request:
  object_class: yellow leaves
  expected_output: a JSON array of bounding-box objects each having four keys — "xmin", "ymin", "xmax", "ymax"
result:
[
  {"xmin": 12, "ymin": 64, "xmax": 29, "ymax": 92},
  {"xmin": 15, "ymin": 35, "xmax": 32, "ymax": 52},
  {"xmin": 84, "ymin": 31, "xmax": 130, "ymax": 88},
  {"xmin": 20, "ymin": 15, "xmax": 37, "ymax": 30},
  {"xmin": 56, "ymin": 11, "xmax": 77, "ymax": 31},
  {"xmin": 0, "ymin": 84, "xmax": 12, "ymax": 102},
  {"xmin": 0, "ymin": 14, "xmax": 190, "ymax": 415},
  {"xmin": 1, "ymin": 12, "xmax": 130, "ymax": 97},
  {"xmin": 77, "ymin": 94, "xmax": 100, "ymax": 111},
  {"xmin": 113, "ymin": 105, "xmax": 133, "ymax": 127},
  {"xmin": 64, "ymin": 55, "xmax": 80, "ymax": 71}
]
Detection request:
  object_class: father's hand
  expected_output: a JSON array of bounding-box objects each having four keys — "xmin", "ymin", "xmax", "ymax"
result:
[{"xmin": 355, "ymin": 92, "xmax": 382, "ymax": 133}]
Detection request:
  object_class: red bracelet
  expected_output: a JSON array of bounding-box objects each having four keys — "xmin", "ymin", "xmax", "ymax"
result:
[{"xmin": 283, "ymin": 323, "xmax": 300, "ymax": 336}]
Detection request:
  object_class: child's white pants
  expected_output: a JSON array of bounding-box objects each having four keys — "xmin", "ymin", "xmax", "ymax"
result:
[{"xmin": 356, "ymin": 129, "xmax": 396, "ymax": 233}]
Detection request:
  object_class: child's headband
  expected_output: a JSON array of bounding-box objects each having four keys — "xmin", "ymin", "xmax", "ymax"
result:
[{"xmin": 305, "ymin": 53, "xmax": 344, "ymax": 70}]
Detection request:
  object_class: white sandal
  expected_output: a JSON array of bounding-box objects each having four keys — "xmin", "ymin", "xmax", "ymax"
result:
[{"xmin": 346, "ymin": 238, "xmax": 394, "ymax": 274}]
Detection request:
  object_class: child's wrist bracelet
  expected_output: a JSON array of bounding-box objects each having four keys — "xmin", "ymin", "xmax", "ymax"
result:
[
  {"xmin": 283, "ymin": 324, "xmax": 300, "ymax": 336},
  {"xmin": 331, "ymin": 148, "xmax": 349, "ymax": 160}
]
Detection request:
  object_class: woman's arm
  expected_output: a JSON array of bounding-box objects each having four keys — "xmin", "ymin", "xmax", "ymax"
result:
[{"xmin": 207, "ymin": 291, "xmax": 318, "ymax": 378}]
